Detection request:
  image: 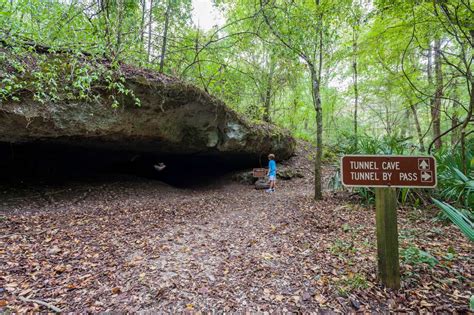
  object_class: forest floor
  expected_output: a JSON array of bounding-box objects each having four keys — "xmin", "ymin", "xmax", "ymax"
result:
[{"xmin": 0, "ymin": 144, "xmax": 472, "ymax": 313}]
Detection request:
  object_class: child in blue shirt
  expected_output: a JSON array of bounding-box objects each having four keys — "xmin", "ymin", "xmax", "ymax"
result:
[{"xmin": 266, "ymin": 153, "xmax": 277, "ymax": 193}]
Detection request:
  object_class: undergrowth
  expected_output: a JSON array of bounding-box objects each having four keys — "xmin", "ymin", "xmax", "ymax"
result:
[
  {"xmin": 328, "ymin": 133, "xmax": 473, "ymax": 241},
  {"xmin": 0, "ymin": 44, "xmax": 141, "ymax": 108}
]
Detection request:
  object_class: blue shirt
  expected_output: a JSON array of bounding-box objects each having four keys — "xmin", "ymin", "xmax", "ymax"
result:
[{"xmin": 268, "ymin": 160, "xmax": 276, "ymax": 176}]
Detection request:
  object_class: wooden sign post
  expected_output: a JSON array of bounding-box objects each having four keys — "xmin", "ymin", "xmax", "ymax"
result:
[
  {"xmin": 375, "ymin": 187, "xmax": 400, "ymax": 289},
  {"xmin": 341, "ymin": 155, "xmax": 437, "ymax": 289}
]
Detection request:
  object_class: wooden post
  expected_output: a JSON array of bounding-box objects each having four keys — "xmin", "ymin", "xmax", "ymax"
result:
[{"xmin": 375, "ymin": 187, "xmax": 400, "ymax": 289}]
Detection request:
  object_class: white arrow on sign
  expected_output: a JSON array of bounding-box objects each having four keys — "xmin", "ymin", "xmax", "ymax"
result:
[
  {"xmin": 419, "ymin": 159, "xmax": 429, "ymax": 170},
  {"xmin": 421, "ymin": 171, "xmax": 432, "ymax": 181}
]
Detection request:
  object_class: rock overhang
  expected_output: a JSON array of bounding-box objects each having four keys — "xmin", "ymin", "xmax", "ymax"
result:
[{"xmin": 0, "ymin": 51, "xmax": 295, "ymax": 181}]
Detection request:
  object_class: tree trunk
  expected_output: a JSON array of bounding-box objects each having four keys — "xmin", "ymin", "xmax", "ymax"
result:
[
  {"xmin": 140, "ymin": 0, "xmax": 146, "ymax": 45},
  {"xmin": 427, "ymin": 43, "xmax": 433, "ymax": 85},
  {"xmin": 311, "ymin": 66, "xmax": 323, "ymax": 200},
  {"xmin": 352, "ymin": 21, "xmax": 359, "ymax": 150},
  {"xmin": 291, "ymin": 98, "xmax": 298, "ymax": 130},
  {"xmin": 262, "ymin": 60, "xmax": 275, "ymax": 122},
  {"xmin": 432, "ymin": 38, "xmax": 443, "ymax": 149},
  {"xmin": 450, "ymin": 79, "xmax": 460, "ymax": 147},
  {"xmin": 427, "ymin": 42, "xmax": 434, "ymax": 144},
  {"xmin": 400, "ymin": 109, "xmax": 409, "ymax": 139},
  {"xmin": 451, "ymin": 100, "xmax": 459, "ymax": 147},
  {"xmin": 460, "ymin": 30, "xmax": 474, "ymax": 173},
  {"xmin": 410, "ymin": 104, "xmax": 425, "ymax": 152},
  {"xmin": 159, "ymin": 0, "xmax": 171, "ymax": 73},
  {"xmin": 385, "ymin": 104, "xmax": 392, "ymax": 136},
  {"xmin": 100, "ymin": 0, "xmax": 111, "ymax": 55},
  {"xmin": 114, "ymin": 0, "xmax": 124, "ymax": 59},
  {"xmin": 147, "ymin": 0, "xmax": 154, "ymax": 62},
  {"xmin": 313, "ymin": 0, "xmax": 323, "ymax": 200},
  {"xmin": 460, "ymin": 77, "xmax": 473, "ymax": 174}
]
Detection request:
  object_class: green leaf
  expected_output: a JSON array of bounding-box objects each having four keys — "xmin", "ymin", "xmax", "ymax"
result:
[{"xmin": 432, "ymin": 198, "xmax": 474, "ymax": 242}]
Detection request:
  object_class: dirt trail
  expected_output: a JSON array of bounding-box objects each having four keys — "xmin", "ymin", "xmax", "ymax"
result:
[
  {"xmin": 1, "ymin": 166, "xmax": 472, "ymax": 312},
  {"xmin": 139, "ymin": 181, "xmax": 316, "ymax": 311},
  {"xmin": 1, "ymin": 176, "xmax": 327, "ymax": 312}
]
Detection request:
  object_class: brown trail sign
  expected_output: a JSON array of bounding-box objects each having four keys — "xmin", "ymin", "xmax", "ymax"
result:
[
  {"xmin": 341, "ymin": 155, "xmax": 437, "ymax": 290},
  {"xmin": 252, "ymin": 168, "xmax": 267, "ymax": 178},
  {"xmin": 341, "ymin": 155, "xmax": 437, "ymax": 188}
]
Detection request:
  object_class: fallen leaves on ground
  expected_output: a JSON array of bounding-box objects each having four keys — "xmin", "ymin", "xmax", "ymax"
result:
[{"xmin": 0, "ymin": 156, "xmax": 472, "ymax": 312}]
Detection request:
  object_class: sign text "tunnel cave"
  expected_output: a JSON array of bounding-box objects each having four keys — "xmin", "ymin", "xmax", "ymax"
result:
[{"xmin": 341, "ymin": 155, "xmax": 437, "ymax": 188}]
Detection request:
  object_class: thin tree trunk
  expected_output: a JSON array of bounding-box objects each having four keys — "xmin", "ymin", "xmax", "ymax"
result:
[
  {"xmin": 432, "ymin": 38, "xmax": 443, "ymax": 149},
  {"xmin": 313, "ymin": 0, "xmax": 323, "ymax": 200},
  {"xmin": 450, "ymin": 79, "xmax": 460, "ymax": 147},
  {"xmin": 401, "ymin": 109, "xmax": 409, "ymax": 139},
  {"xmin": 460, "ymin": 30, "xmax": 474, "ymax": 173},
  {"xmin": 147, "ymin": 0, "xmax": 154, "ymax": 62},
  {"xmin": 410, "ymin": 104, "xmax": 425, "ymax": 152},
  {"xmin": 460, "ymin": 70, "xmax": 474, "ymax": 174},
  {"xmin": 427, "ymin": 41, "xmax": 434, "ymax": 138},
  {"xmin": 383, "ymin": 103, "xmax": 392, "ymax": 136},
  {"xmin": 262, "ymin": 60, "xmax": 275, "ymax": 122},
  {"xmin": 451, "ymin": 99, "xmax": 459, "ymax": 147},
  {"xmin": 427, "ymin": 43, "xmax": 433, "ymax": 85},
  {"xmin": 159, "ymin": 0, "xmax": 171, "ymax": 72},
  {"xmin": 291, "ymin": 98, "xmax": 298, "ymax": 130},
  {"xmin": 140, "ymin": 0, "xmax": 146, "ymax": 45},
  {"xmin": 311, "ymin": 66, "xmax": 323, "ymax": 200},
  {"xmin": 100, "ymin": 0, "xmax": 111, "ymax": 56},
  {"xmin": 114, "ymin": 0, "xmax": 124, "ymax": 60},
  {"xmin": 352, "ymin": 20, "xmax": 359, "ymax": 150}
]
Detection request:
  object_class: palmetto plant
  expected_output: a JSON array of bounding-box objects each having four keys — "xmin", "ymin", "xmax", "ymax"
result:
[
  {"xmin": 432, "ymin": 198, "xmax": 474, "ymax": 242},
  {"xmin": 435, "ymin": 148, "xmax": 474, "ymax": 208},
  {"xmin": 439, "ymin": 167, "xmax": 474, "ymax": 207},
  {"xmin": 432, "ymin": 139, "xmax": 473, "ymax": 241}
]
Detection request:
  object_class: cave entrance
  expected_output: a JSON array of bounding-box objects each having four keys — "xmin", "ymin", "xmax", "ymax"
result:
[{"xmin": 0, "ymin": 142, "xmax": 259, "ymax": 188}]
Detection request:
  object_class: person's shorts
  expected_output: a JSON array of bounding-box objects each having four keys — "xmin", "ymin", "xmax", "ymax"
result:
[{"xmin": 269, "ymin": 175, "xmax": 276, "ymax": 181}]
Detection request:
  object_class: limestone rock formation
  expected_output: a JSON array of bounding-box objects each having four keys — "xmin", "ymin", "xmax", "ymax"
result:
[{"xmin": 0, "ymin": 58, "xmax": 295, "ymax": 166}]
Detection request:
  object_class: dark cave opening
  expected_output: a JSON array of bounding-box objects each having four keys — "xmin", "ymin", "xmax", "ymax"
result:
[{"xmin": 0, "ymin": 142, "xmax": 259, "ymax": 188}]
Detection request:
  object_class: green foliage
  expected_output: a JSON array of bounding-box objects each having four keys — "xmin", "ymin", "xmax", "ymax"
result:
[
  {"xmin": 434, "ymin": 141, "xmax": 474, "ymax": 208},
  {"xmin": 0, "ymin": 46, "xmax": 140, "ymax": 107},
  {"xmin": 400, "ymin": 245, "xmax": 439, "ymax": 268},
  {"xmin": 1, "ymin": 0, "xmax": 471, "ymax": 152},
  {"xmin": 431, "ymin": 139, "xmax": 474, "ymax": 241},
  {"xmin": 355, "ymin": 187, "xmax": 375, "ymax": 205},
  {"xmin": 332, "ymin": 132, "xmax": 414, "ymax": 156},
  {"xmin": 330, "ymin": 239, "xmax": 355, "ymax": 256},
  {"xmin": 432, "ymin": 199, "xmax": 474, "ymax": 242},
  {"xmin": 336, "ymin": 273, "xmax": 369, "ymax": 297}
]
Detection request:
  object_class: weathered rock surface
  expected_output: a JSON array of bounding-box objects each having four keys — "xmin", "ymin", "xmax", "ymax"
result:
[
  {"xmin": 232, "ymin": 167, "xmax": 304, "ymax": 185},
  {"xmin": 0, "ymin": 65, "xmax": 295, "ymax": 163},
  {"xmin": 232, "ymin": 171, "xmax": 258, "ymax": 185},
  {"xmin": 277, "ymin": 168, "xmax": 304, "ymax": 180}
]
